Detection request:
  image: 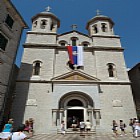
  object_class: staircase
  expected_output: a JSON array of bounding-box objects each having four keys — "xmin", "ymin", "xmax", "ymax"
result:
[{"xmin": 57, "ymin": 128, "xmax": 96, "ymax": 134}]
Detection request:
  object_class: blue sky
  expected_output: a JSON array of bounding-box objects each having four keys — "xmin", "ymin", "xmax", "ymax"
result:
[{"xmin": 12, "ymin": 0, "xmax": 140, "ymax": 68}]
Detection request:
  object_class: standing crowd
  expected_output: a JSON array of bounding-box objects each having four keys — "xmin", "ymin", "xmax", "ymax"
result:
[
  {"xmin": 0, "ymin": 118, "xmax": 34, "ymax": 140},
  {"xmin": 61, "ymin": 118, "xmax": 92, "ymax": 135},
  {"xmin": 112, "ymin": 118, "xmax": 140, "ymax": 138}
]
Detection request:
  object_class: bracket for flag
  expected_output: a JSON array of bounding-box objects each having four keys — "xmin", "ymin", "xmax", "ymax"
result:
[{"xmin": 73, "ymin": 64, "xmax": 77, "ymax": 70}]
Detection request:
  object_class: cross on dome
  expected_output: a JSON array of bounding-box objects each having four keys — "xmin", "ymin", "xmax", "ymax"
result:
[
  {"xmin": 96, "ymin": 9, "xmax": 101, "ymax": 16},
  {"xmin": 46, "ymin": 6, "xmax": 51, "ymax": 12}
]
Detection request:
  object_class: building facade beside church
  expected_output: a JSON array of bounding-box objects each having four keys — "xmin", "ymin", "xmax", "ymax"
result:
[
  {"xmin": 11, "ymin": 8, "xmax": 136, "ymax": 133},
  {"xmin": 0, "ymin": 0, "xmax": 27, "ymax": 130},
  {"xmin": 128, "ymin": 63, "xmax": 140, "ymax": 117}
]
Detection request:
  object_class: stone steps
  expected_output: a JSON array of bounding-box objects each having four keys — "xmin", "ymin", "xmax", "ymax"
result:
[{"xmin": 57, "ymin": 128, "xmax": 96, "ymax": 134}]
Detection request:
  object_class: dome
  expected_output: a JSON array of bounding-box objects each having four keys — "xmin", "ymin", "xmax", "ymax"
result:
[
  {"xmin": 31, "ymin": 9, "xmax": 60, "ymax": 27},
  {"xmin": 86, "ymin": 14, "xmax": 114, "ymax": 30}
]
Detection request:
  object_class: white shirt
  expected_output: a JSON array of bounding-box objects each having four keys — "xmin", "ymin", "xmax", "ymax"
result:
[
  {"xmin": 11, "ymin": 132, "xmax": 27, "ymax": 140},
  {"xmin": 80, "ymin": 121, "xmax": 85, "ymax": 128},
  {"xmin": 85, "ymin": 121, "xmax": 92, "ymax": 129}
]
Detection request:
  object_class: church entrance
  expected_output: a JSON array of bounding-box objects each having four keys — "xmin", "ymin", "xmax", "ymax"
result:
[
  {"xmin": 58, "ymin": 91, "xmax": 95, "ymax": 129},
  {"xmin": 67, "ymin": 109, "xmax": 84, "ymax": 128}
]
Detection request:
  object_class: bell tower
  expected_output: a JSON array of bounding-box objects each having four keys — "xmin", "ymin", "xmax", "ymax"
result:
[
  {"xmin": 86, "ymin": 10, "xmax": 121, "ymax": 48},
  {"xmin": 26, "ymin": 6, "xmax": 60, "ymax": 44},
  {"xmin": 31, "ymin": 6, "xmax": 60, "ymax": 33},
  {"xmin": 86, "ymin": 10, "xmax": 114, "ymax": 36}
]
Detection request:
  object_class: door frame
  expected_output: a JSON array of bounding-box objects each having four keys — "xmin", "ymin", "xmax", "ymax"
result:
[{"xmin": 64, "ymin": 106, "xmax": 87, "ymax": 129}]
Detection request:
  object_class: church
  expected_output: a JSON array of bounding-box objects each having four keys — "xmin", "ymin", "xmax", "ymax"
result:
[{"xmin": 11, "ymin": 7, "xmax": 136, "ymax": 134}]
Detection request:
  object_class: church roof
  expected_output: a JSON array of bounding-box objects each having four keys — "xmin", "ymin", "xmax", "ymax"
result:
[
  {"xmin": 58, "ymin": 30, "xmax": 89, "ymax": 38},
  {"xmin": 86, "ymin": 15, "xmax": 114, "ymax": 29},
  {"xmin": 51, "ymin": 70, "xmax": 100, "ymax": 82}
]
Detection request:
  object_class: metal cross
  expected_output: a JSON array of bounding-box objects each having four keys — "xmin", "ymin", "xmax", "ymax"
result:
[
  {"xmin": 71, "ymin": 24, "xmax": 77, "ymax": 30},
  {"xmin": 46, "ymin": 6, "xmax": 51, "ymax": 12},
  {"xmin": 96, "ymin": 9, "xmax": 101, "ymax": 16}
]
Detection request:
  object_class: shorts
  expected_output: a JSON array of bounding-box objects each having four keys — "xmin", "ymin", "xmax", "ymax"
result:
[
  {"xmin": 86, "ymin": 128, "xmax": 91, "ymax": 131},
  {"xmin": 80, "ymin": 128, "xmax": 85, "ymax": 131},
  {"xmin": 120, "ymin": 128, "xmax": 125, "ymax": 131}
]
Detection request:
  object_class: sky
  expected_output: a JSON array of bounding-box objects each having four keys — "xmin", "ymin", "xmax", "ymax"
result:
[{"xmin": 12, "ymin": 0, "xmax": 140, "ymax": 69}]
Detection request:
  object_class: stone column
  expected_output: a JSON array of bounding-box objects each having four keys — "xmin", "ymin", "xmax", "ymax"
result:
[
  {"xmin": 87, "ymin": 109, "xmax": 92, "ymax": 123},
  {"xmin": 52, "ymin": 109, "xmax": 57, "ymax": 126},
  {"xmin": 87, "ymin": 109, "xmax": 95, "ymax": 129},
  {"xmin": 59, "ymin": 109, "xmax": 64, "ymax": 125},
  {"xmin": 94, "ymin": 109, "xmax": 100, "ymax": 126}
]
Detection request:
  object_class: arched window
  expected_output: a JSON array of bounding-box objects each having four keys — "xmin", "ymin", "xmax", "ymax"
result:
[
  {"xmin": 67, "ymin": 99, "xmax": 83, "ymax": 106},
  {"xmin": 101, "ymin": 23, "xmax": 107, "ymax": 32},
  {"xmin": 33, "ymin": 61, "xmax": 42, "ymax": 75},
  {"xmin": 93, "ymin": 25, "xmax": 98, "ymax": 33},
  {"xmin": 50, "ymin": 23, "xmax": 54, "ymax": 31},
  {"xmin": 71, "ymin": 37, "xmax": 78, "ymax": 46},
  {"xmin": 59, "ymin": 40, "xmax": 67, "ymax": 46},
  {"xmin": 33, "ymin": 21, "xmax": 37, "ymax": 28},
  {"xmin": 81, "ymin": 41, "xmax": 89, "ymax": 47},
  {"xmin": 107, "ymin": 63, "xmax": 116, "ymax": 77},
  {"xmin": 40, "ymin": 20, "xmax": 47, "ymax": 29}
]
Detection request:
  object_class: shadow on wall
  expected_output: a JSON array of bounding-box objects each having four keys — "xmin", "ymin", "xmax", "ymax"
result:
[{"xmin": 11, "ymin": 62, "xmax": 33, "ymax": 131}]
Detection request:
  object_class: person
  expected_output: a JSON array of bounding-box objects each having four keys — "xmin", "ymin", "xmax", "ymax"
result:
[
  {"xmin": 79, "ymin": 120, "xmax": 85, "ymax": 136},
  {"xmin": 60, "ymin": 121, "xmax": 65, "ymax": 135},
  {"xmin": 0, "ymin": 119, "xmax": 13, "ymax": 140},
  {"xmin": 85, "ymin": 120, "xmax": 92, "ymax": 134},
  {"xmin": 129, "ymin": 118, "xmax": 133, "ymax": 132},
  {"xmin": 28, "ymin": 118, "xmax": 34, "ymax": 137},
  {"xmin": 132, "ymin": 118, "xmax": 137, "ymax": 134},
  {"xmin": 119, "ymin": 120, "xmax": 127, "ymax": 136},
  {"xmin": 134, "ymin": 119, "xmax": 140, "ymax": 138},
  {"xmin": 112, "ymin": 120, "xmax": 118, "ymax": 137},
  {"xmin": 11, "ymin": 124, "xmax": 27, "ymax": 140},
  {"xmin": 72, "ymin": 116, "xmax": 77, "ymax": 130},
  {"xmin": 23, "ymin": 120, "xmax": 30, "ymax": 136}
]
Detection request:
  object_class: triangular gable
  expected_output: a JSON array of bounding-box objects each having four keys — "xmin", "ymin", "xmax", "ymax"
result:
[
  {"xmin": 58, "ymin": 30, "xmax": 89, "ymax": 38},
  {"xmin": 51, "ymin": 70, "xmax": 100, "ymax": 81}
]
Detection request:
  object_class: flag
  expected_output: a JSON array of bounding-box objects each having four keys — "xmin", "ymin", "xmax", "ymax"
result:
[{"xmin": 67, "ymin": 46, "xmax": 83, "ymax": 66}]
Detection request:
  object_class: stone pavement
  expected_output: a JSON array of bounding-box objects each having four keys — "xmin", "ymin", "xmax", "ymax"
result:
[{"xmin": 30, "ymin": 132, "xmax": 140, "ymax": 140}]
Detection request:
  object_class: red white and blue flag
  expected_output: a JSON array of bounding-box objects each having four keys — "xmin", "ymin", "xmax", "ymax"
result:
[{"xmin": 67, "ymin": 46, "xmax": 83, "ymax": 66}]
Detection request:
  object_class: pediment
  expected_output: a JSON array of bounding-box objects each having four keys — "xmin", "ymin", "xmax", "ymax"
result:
[
  {"xmin": 58, "ymin": 30, "xmax": 89, "ymax": 38},
  {"xmin": 51, "ymin": 70, "xmax": 100, "ymax": 81}
]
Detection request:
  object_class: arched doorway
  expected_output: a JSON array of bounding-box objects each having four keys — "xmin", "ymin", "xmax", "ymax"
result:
[
  {"xmin": 67, "ymin": 99, "xmax": 84, "ymax": 128},
  {"xmin": 59, "ymin": 92, "xmax": 94, "ymax": 129}
]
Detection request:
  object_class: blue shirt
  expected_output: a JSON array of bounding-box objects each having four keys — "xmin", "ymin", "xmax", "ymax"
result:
[{"xmin": 3, "ymin": 124, "xmax": 12, "ymax": 132}]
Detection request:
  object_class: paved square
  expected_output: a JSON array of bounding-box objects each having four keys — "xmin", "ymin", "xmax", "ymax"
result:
[{"xmin": 30, "ymin": 132, "xmax": 139, "ymax": 140}]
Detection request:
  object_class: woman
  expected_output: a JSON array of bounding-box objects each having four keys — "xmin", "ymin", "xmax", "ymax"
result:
[
  {"xmin": 112, "ymin": 120, "xmax": 118, "ymax": 137},
  {"xmin": 61, "ymin": 121, "xmax": 65, "ymax": 135},
  {"xmin": 0, "ymin": 119, "xmax": 13, "ymax": 140},
  {"xmin": 28, "ymin": 118, "xmax": 34, "ymax": 137},
  {"xmin": 11, "ymin": 124, "xmax": 27, "ymax": 140}
]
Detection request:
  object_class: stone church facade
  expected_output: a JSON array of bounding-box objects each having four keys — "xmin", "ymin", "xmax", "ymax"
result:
[{"xmin": 11, "ymin": 8, "xmax": 136, "ymax": 134}]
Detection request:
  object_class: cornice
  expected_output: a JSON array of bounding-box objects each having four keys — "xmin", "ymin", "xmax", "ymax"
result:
[
  {"xmin": 16, "ymin": 80, "xmax": 131, "ymax": 85},
  {"xmin": 23, "ymin": 43, "xmax": 124, "ymax": 51}
]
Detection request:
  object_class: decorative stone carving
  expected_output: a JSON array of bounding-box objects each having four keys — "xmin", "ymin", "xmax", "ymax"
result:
[
  {"xmin": 112, "ymin": 100, "xmax": 122, "ymax": 107},
  {"xmin": 26, "ymin": 99, "xmax": 37, "ymax": 106}
]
